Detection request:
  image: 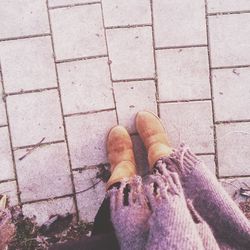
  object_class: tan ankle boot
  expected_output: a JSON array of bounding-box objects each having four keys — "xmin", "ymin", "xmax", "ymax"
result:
[
  {"xmin": 136, "ymin": 111, "xmax": 172, "ymax": 169},
  {"xmin": 106, "ymin": 125, "xmax": 136, "ymax": 189}
]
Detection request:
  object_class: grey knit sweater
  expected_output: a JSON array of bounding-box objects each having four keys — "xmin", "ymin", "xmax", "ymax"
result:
[{"xmin": 108, "ymin": 144, "xmax": 250, "ymax": 250}]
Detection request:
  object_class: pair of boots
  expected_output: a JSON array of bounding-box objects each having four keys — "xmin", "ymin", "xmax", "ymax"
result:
[{"xmin": 107, "ymin": 111, "xmax": 172, "ymax": 189}]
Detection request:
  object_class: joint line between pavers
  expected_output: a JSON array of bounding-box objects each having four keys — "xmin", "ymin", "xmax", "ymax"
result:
[
  {"xmin": 21, "ymin": 193, "xmax": 74, "ymax": 206},
  {"xmin": 155, "ymin": 44, "xmax": 208, "ymax": 50},
  {"xmin": 46, "ymin": 0, "xmax": 79, "ymax": 220},
  {"xmin": 5, "ymin": 87, "xmax": 58, "ymax": 97},
  {"xmin": 211, "ymin": 64, "xmax": 250, "ymax": 70},
  {"xmin": 49, "ymin": 1, "xmax": 101, "ymax": 10},
  {"xmin": 219, "ymin": 174, "xmax": 250, "ymax": 179},
  {"xmin": 208, "ymin": 10, "xmax": 250, "ymax": 17},
  {"xmin": 100, "ymin": 0, "xmax": 119, "ymax": 125},
  {"xmin": 0, "ymin": 124, "xmax": 8, "ymax": 128},
  {"xmin": 105, "ymin": 24, "xmax": 152, "ymax": 30},
  {"xmin": 158, "ymin": 98, "xmax": 212, "ymax": 104},
  {"xmin": 195, "ymin": 152, "xmax": 215, "ymax": 156},
  {"xmin": 72, "ymin": 163, "xmax": 109, "ymax": 172},
  {"xmin": 56, "ymin": 54, "xmax": 108, "ymax": 64},
  {"xmin": 204, "ymin": 0, "xmax": 219, "ymax": 178},
  {"xmin": 0, "ymin": 61, "xmax": 22, "ymax": 205},
  {"xmin": 64, "ymin": 108, "xmax": 116, "ymax": 118},
  {"xmin": 0, "ymin": 33, "xmax": 51, "ymax": 43},
  {"xmin": 150, "ymin": 0, "xmax": 160, "ymax": 117},
  {"xmin": 0, "ymin": 179, "xmax": 16, "ymax": 185},
  {"xmin": 113, "ymin": 77, "xmax": 156, "ymax": 83},
  {"xmin": 215, "ymin": 119, "xmax": 250, "ymax": 125}
]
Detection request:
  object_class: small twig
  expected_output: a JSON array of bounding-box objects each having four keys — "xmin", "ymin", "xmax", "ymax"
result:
[
  {"xmin": 75, "ymin": 179, "xmax": 102, "ymax": 195},
  {"xmin": 18, "ymin": 137, "xmax": 45, "ymax": 161}
]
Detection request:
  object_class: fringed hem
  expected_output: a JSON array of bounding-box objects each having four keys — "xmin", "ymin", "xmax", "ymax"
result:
[
  {"xmin": 107, "ymin": 176, "xmax": 148, "ymax": 210},
  {"xmin": 154, "ymin": 143, "xmax": 201, "ymax": 176}
]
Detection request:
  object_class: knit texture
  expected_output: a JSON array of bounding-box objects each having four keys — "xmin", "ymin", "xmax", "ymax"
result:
[
  {"xmin": 186, "ymin": 199, "xmax": 220, "ymax": 250},
  {"xmin": 107, "ymin": 176, "xmax": 150, "ymax": 250},
  {"xmin": 108, "ymin": 144, "xmax": 250, "ymax": 250},
  {"xmin": 156, "ymin": 143, "xmax": 250, "ymax": 249},
  {"xmin": 144, "ymin": 172, "xmax": 205, "ymax": 250}
]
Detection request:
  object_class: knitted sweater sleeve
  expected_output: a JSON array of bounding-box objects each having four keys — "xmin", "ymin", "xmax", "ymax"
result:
[
  {"xmin": 144, "ymin": 171, "xmax": 204, "ymax": 250},
  {"xmin": 108, "ymin": 176, "xmax": 150, "ymax": 250},
  {"xmin": 156, "ymin": 144, "xmax": 250, "ymax": 249}
]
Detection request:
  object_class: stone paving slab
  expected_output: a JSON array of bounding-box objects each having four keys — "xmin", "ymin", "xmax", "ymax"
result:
[
  {"xmin": 14, "ymin": 143, "xmax": 72, "ymax": 202},
  {"xmin": 57, "ymin": 57, "xmax": 114, "ymax": 115},
  {"xmin": 7, "ymin": 90, "xmax": 64, "ymax": 147},
  {"xmin": 65, "ymin": 111, "xmax": 117, "ymax": 168},
  {"xmin": 0, "ymin": 37, "xmax": 57, "ymax": 93},
  {"xmin": 106, "ymin": 27, "xmax": 155, "ymax": 80},
  {"xmin": 0, "ymin": 0, "xmax": 49, "ymax": 40},
  {"xmin": 209, "ymin": 13, "xmax": 250, "ymax": 67},
  {"xmin": 102, "ymin": 0, "xmax": 151, "ymax": 27},
  {"xmin": 22, "ymin": 197, "xmax": 76, "ymax": 226},
  {"xmin": 207, "ymin": 0, "xmax": 250, "ymax": 13},
  {"xmin": 156, "ymin": 47, "xmax": 210, "ymax": 101},
  {"xmin": 0, "ymin": 0, "xmax": 250, "ymax": 224},
  {"xmin": 74, "ymin": 168, "xmax": 106, "ymax": 222},
  {"xmin": 0, "ymin": 75, "xmax": 7, "ymax": 126},
  {"xmin": 212, "ymin": 67, "xmax": 250, "ymax": 122},
  {"xmin": 160, "ymin": 101, "xmax": 214, "ymax": 154},
  {"xmin": 153, "ymin": 0, "xmax": 207, "ymax": 47},
  {"xmin": 216, "ymin": 122, "xmax": 250, "ymax": 177},
  {"xmin": 198, "ymin": 154, "xmax": 216, "ymax": 175},
  {"xmin": 50, "ymin": 4, "xmax": 107, "ymax": 61},
  {"xmin": 0, "ymin": 127, "xmax": 14, "ymax": 182},
  {"xmin": 0, "ymin": 181, "xmax": 18, "ymax": 206},
  {"xmin": 114, "ymin": 80, "xmax": 157, "ymax": 133}
]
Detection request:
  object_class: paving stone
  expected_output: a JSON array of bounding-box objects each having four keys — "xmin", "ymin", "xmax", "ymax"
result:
[
  {"xmin": 157, "ymin": 47, "xmax": 210, "ymax": 101},
  {"xmin": 102, "ymin": 0, "xmax": 151, "ymax": 27},
  {"xmin": 208, "ymin": 0, "xmax": 250, "ymax": 13},
  {"xmin": 0, "ymin": 37, "xmax": 57, "ymax": 93},
  {"xmin": 198, "ymin": 154, "xmax": 216, "ymax": 175},
  {"xmin": 0, "ymin": 77, "xmax": 7, "ymax": 126},
  {"xmin": 57, "ymin": 57, "xmax": 114, "ymax": 115},
  {"xmin": 0, "ymin": 127, "xmax": 14, "ymax": 182},
  {"xmin": 153, "ymin": 0, "xmax": 207, "ymax": 47},
  {"xmin": 160, "ymin": 101, "xmax": 214, "ymax": 154},
  {"xmin": 49, "ymin": 0, "xmax": 98, "ymax": 7},
  {"xmin": 114, "ymin": 81, "xmax": 157, "ymax": 133},
  {"xmin": 74, "ymin": 169, "xmax": 105, "ymax": 222},
  {"xmin": 15, "ymin": 143, "xmax": 72, "ymax": 202},
  {"xmin": 0, "ymin": 181, "xmax": 18, "ymax": 206},
  {"xmin": 106, "ymin": 27, "xmax": 155, "ymax": 80},
  {"xmin": 65, "ymin": 111, "xmax": 117, "ymax": 168},
  {"xmin": 0, "ymin": 0, "xmax": 49, "ymax": 39},
  {"xmin": 212, "ymin": 67, "xmax": 250, "ymax": 122},
  {"xmin": 50, "ymin": 4, "xmax": 106, "ymax": 61},
  {"xmin": 22, "ymin": 197, "xmax": 76, "ymax": 226},
  {"xmin": 216, "ymin": 122, "xmax": 250, "ymax": 177},
  {"xmin": 209, "ymin": 14, "xmax": 250, "ymax": 67},
  {"xmin": 7, "ymin": 90, "xmax": 64, "ymax": 147},
  {"xmin": 131, "ymin": 135, "xmax": 150, "ymax": 177},
  {"xmin": 220, "ymin": 177, "xmax": 250, "ymax": 205}
]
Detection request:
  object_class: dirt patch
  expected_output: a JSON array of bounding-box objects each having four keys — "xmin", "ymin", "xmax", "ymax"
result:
[{"xmin": 3, "ymin": 207, "xmax": 93, "ymax": 250}]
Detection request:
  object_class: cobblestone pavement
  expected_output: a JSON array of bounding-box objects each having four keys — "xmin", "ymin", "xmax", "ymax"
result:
[{"xmin": 0, "ymin": 0, "xmax": 250, "ymax": 224}]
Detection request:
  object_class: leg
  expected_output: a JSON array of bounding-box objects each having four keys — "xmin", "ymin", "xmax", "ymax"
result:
[
  {"xmin": 136, "ymin": 111, "xmax": 250, "ymax": 249},
  {"xmin": 144, "ymin": 173, "xmax": 204, "ymax": 250}
]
